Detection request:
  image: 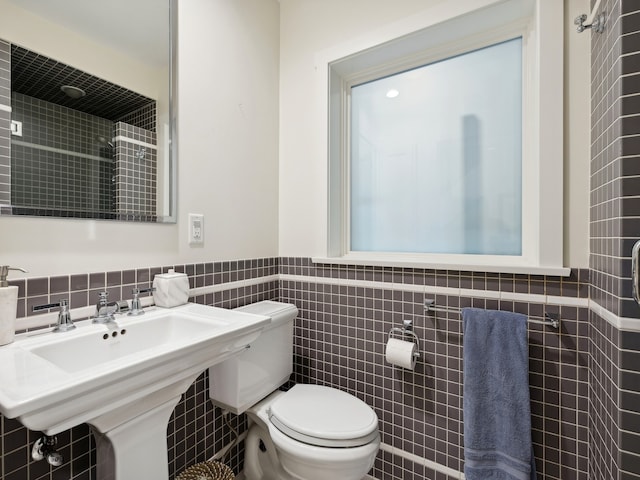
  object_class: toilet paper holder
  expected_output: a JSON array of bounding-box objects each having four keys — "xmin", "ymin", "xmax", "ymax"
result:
[{"xmin": 387, "ymin": 320, "xmax": 421, "ymax": 360}]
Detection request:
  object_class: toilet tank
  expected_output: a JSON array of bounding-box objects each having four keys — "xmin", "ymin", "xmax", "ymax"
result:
[{"xmin": 208, "ymin": 301, "xmax": 297, "ymax": 414}]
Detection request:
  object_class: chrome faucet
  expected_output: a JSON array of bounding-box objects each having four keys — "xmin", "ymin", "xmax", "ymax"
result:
[
  {"xmin": 93, "ymin": 291, "xmax": 120, "ymax": 323},
  {"xmin": 32, "ymin": 299, "xmax": 76, "ymax": 332},
  {"xmin": 128, "ymin": 287, "xmax": 155, "ymax": 316}
]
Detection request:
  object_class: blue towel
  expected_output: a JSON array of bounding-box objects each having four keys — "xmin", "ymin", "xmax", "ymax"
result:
[{"xmin": 462, "ymin": 308, "xmax": 537, "ymax": 480}]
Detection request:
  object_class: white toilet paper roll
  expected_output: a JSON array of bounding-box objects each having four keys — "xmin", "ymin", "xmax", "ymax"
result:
[{"xmin": 385, "ymin": 338, "xmax": 417, "ymax": 370}]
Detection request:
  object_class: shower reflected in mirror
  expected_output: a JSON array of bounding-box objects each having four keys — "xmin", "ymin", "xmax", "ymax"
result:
[{"xmin": 6, "ymin": 47, "xmax": 158, "ymax": 221}]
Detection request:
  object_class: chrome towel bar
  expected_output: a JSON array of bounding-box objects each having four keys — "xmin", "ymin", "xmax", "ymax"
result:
[{"xmin": 424, "ymin": 299, "xmax": 560, "ymax": 329}]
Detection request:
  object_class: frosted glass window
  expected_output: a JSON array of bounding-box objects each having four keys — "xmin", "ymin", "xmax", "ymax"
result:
[{"xmin": 350, "ymin": 38, "xmax": 522, "ymax": 255}]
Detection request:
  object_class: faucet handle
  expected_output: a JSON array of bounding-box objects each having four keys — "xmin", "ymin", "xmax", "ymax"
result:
[
  {"xmin": 128, "ymin": 287, "xmax": 155, "ymax": 316},
  {"xmin": 133, "ymin": 287, "xmax": 155, "ymax": 294},
  {"xmin": 33, "ymin": 299, "xmax": 67, "ymax": 312},
  {"xmin": 53, "ymin": 300, "xmax": 75, "ymax": 332},
  {"xmin": 33, "ymin": 299, "xmax": 76, "ymax": 333},
  {"xmin": 97, "ymin": 291, "xmax": 109, "ymax": 304}
]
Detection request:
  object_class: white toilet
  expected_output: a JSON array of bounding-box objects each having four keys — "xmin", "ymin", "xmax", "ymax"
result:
[{"xmin": 209, "ymin": 301, "xmax": 380, "ymax": 480}]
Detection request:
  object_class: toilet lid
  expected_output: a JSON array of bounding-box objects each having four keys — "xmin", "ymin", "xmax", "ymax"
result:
[{"xmin": 268, "ymin": 384, "xmax": 379, "ymax": 448}]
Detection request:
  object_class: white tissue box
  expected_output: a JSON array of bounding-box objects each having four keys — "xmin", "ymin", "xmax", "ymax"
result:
[{"xmin": 152, "ymin": 270, "xmax": 190, "ymax": 308}]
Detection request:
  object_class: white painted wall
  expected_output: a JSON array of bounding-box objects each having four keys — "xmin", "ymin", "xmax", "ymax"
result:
[
  {"xmin": 563, "ymin": 0, "xmax": 591, "ymax": 267},
  {"xmin": 0, "ymin": 0, "xmax": 280, "ymax": 278},
  {"xmin": 176, "ymin": 0, "xmax": 280, "ymax": 263},
  {"xmin": 0, "ymin": 0, "xmax": 588, "ymax": 279},
  {"xmin": 278, "ymin": 0, "xmax": 591, "ymax": 268}
]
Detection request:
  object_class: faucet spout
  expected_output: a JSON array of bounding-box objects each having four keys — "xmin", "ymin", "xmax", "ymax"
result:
[{"xmin": 93, "ymin": 292, "xmax": 120, "ymax": 324}]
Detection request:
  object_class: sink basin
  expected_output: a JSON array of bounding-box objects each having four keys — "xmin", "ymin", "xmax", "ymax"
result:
[
  {"xmin": 29, "ymin": 312, "xmax": 230, "ymax": 373},
  {"xmin": 0, "ymin": 303, "xmax": 270, "ymax": 480}
]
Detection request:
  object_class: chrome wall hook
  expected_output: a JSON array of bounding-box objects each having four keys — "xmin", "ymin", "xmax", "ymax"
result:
[{"xmin": 575, "ymin": 0, "xmax": 605, "ymax": 34}]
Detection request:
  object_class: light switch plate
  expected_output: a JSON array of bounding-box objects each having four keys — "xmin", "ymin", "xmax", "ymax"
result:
[{"xmin": 188, "ymin": 213, "xmax": 204, "ymax": 245}]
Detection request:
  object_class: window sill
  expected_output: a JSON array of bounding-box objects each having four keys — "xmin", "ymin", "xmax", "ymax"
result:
[{"xmin": 311, "ymin": 254, "xmax": 571, "ymax": 277}]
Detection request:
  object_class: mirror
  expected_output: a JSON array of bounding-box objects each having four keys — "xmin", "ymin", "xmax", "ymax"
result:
[{"xmin": 0, "ymin": 0, "xmax": 176, "ymax": 223}]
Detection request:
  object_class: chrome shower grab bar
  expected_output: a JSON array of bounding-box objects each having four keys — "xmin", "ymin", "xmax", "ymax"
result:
[
  {"xmin": 633, "ymin": 240, "xmax": 640, "ymax": 306},
  {"xmin": 424, "ymin": 299, "xmax": 560, "ymax": 329}
]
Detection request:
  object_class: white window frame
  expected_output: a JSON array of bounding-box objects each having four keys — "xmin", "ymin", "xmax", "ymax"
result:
[{"xmin": 313, "ymin": 0, "xmax": 568, "ymax": 276}]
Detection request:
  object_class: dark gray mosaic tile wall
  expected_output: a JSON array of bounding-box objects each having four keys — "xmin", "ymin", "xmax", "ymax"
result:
[
  {"xmin": 0, "ymin": 40, "xmax": 10, "ymax": 206},
  {"xmin": 588, "ymin": 309, "xmax": 640, "ymax": 480},
  {"xmin": 2, "ymin": 258, "xmax": 279, "ymax": 479},
  {"xmin": 6, "ymin": 98, "xmax": 158, "ymax": 221},
  {"xmin": 618, "ymin": 327, "xmax": 640, "ymax": 479},
  {"xmin": 11, "ymin": 93, "xmax": 113, "ymax": 158},
  {"xmin": 117, "ymin": 102, "xmax": 156, "ymax": 133},
  {"xmin": 589, "ymin": 2, "xmax": 640, "ymax": 479},
  {"xmin": 588, "ymin": 311, "xmax": 620, "ymax": 479},
  {"xmin": 3, "ymin": 39, "xmax": 160, "ymax": 221},
  {"xmin": 280, "ymin": 258, "xmax": 590, "ymax": 480},
  {"xmin": 0, "ymin": 41, "xmax": 8, "ymax": 106},
  {"xmin": 590, "ymin": 0, "xmax": 620, "ymax": 315},
  {"xmin": 10, "ymin": 93, "xmax": 114, "ymax": 215},
  {"xmin": 114, "ymin": 122, "xmax": 157, "ymax": 219},
  {"xmin": 590, "ymin": 0, "xmax": 640, "ymax": 319},
  {"xmin": 618, "ymin": 3, "xmax": 640, "ymax": 315}
]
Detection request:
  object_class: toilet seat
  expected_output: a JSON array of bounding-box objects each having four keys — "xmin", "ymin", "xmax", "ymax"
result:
[{"xmin": 268, "ymin": 385, "xmax": 379, "ymax": 448}]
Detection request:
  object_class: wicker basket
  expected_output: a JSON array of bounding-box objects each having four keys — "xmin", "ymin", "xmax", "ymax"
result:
[{"xmin": 176, "ymin": 461, "xmax": 235, "ymax": 480}]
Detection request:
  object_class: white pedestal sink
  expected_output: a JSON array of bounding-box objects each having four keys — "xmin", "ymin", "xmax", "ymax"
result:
[{"xmin": 0, "ymin": 303, "xmax": 270, "ymax": 480}]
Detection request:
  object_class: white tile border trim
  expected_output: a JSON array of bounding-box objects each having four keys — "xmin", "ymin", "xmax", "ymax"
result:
[
  {"xmin": 114, "ymin": 135, "xmax": 157, "ymax": 149},
  {"xmin": 547, "ymin": 295, "xmax": 587, "ymax": 307},
  {"xmin": 0, "ymin": 104, "xmax": 11, "ymax": 112},
  {"xmin": 189, "ymin": 274, "xmax": 279, "ymax": 297},
  {"xmin": 279, "ymin": 274, "xmax": 589, "ymax": 310},
  {"xmin": 589, "ymin": 299, "xmax": 640, "ymax": 332},
  {"xmin": 380, "ymin": 442, "xmax": 465, "ymax": 479}
]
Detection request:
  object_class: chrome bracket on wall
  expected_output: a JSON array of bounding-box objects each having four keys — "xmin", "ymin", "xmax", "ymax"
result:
[
  {"xmin": 574, "ymin": 12, "xmax": 605, "ymax": 33},
  {"xmin": 32, "ymin": 435, "xmax": 63, "ymax": 467},
  {"xmin": 574, "ymin": 0, "xmax": 605, "ymax": 34}
]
